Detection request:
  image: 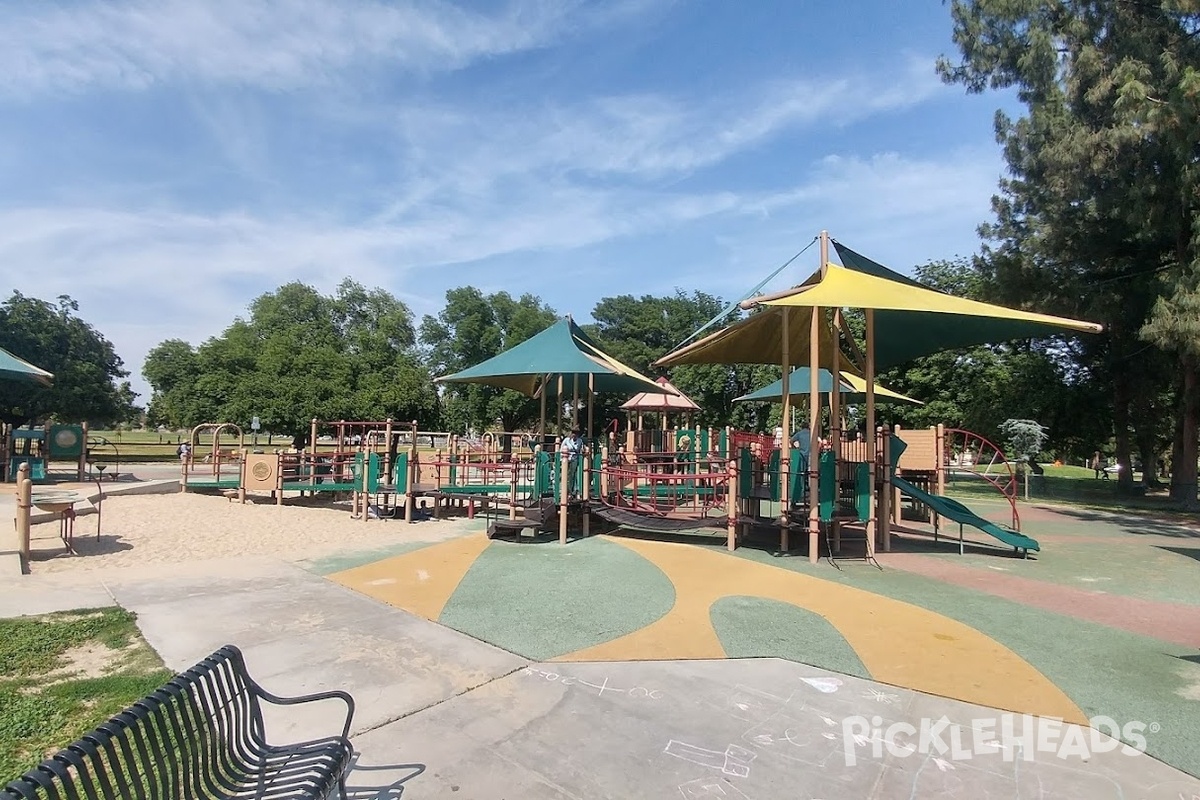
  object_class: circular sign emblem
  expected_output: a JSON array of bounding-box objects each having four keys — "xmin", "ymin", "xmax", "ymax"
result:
[
  {"xmin": 54, "ymin": 429, "xmax": 79, "ymax": 448},
  {"xmin": 252, "ymin": 462, "xmax": 273, "ymax": 481}
]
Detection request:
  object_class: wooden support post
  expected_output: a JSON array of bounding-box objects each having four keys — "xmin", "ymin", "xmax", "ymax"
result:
[
  {"xmin": 404, "ymin": 448, "xmax": 416, "ymax": 523},
  {"xmin": 509, "ymin": 464, "xmax": 518, "ymax": 521},
  {"xmin": 880, "ymin": 424, "xmax": 892, "ymax": 551},
  {"xmin": 582, "ymin": 446, "xmax": 591, "ymax": 538},
  {"xmin": 78, "ymin": 421, "xmax": 89, "ymax": 480},
  {"xmin": 559, "ymin": 454, "xmax": 569, "ymax": 545},
  {"xmin": 727, "ymin": 456, "xmax": 738, "ymax": 551}
]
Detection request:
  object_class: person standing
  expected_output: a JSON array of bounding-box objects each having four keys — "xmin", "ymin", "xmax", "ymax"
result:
[
  {"xmin": 1091, "ymin": 450, "xmax": 1109, "ymax": 480},
  {"xmin": 561, "ymin": 428, "xmax": 584, "ymax": 499},
  {"xmin": 178, "ymin": 441, "xmax": 191, "ymax": 471}
]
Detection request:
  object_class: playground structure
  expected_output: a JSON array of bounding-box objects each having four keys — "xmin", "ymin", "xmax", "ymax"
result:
[{"xmin": 1, "ymin": 423, "xmax": 90, "ymax": 483}]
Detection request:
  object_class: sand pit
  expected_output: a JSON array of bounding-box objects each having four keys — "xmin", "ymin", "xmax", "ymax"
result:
[{"xmin": 26, "ymin": 492, "xmax": 478, "ymax": 573}]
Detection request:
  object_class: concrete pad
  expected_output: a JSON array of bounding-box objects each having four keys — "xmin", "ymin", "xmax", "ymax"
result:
[
  {"xmin": 348, "ymin": 658, "xmax": 1200, "ymax": 799},
  {"xmin": 103, "ymin": 562, "xmax": 528, "ymax": 738},
  {"xmin": 0, "ymin": 575, "xmax": 114, "ymax": 617}
]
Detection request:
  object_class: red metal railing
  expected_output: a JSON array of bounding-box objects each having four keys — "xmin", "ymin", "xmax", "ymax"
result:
[{"xmin": 944, "ymin": 428, "xmax": 1021, "ymax": 530}]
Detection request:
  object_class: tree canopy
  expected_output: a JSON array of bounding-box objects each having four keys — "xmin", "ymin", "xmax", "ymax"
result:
[
  {"xmin": 938, "ymin": 0, "xmax": 1200, "ymax": 500},
  {"xmin": 0, "ymin": 292, "xmax": 136, "ymax": 428},
  {"xmin": 143, "ymin": 280, "xmax": 437, "ymax": 445},
  {"xmin": 418, "ymin": 288, "xmax": 559, "ymax": 434}
]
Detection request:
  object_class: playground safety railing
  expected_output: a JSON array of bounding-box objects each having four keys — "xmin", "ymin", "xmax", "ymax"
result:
[{"xmin": 600, "ymin": 459, "xmax": 728, "ymax": 518}]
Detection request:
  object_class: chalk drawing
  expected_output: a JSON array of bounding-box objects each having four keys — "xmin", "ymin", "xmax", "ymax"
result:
[
  {"xmin": 521, "ymin": 667, "xmax": 663, "ymax": 699},
  {"xmin": 677, "ymin": 777, "xmax": 751, "ymax": 799},
  {"xmin": 664, "ymin": 740, "xmax": 757, "ymax": 778},
  {"xmin": 723, "ymin": 684, "xmax": 789, "ymax": 722},
  {"xmin": 863, "ymin": 688, "xmax": 900, "ymax": 705},
  {"xmin": 799, "ymin": 676, "xmax": 842, "ymax": 694},
  {"xmin": 740, "ymin": 713, "xmax": 845, "ymax": 768}
]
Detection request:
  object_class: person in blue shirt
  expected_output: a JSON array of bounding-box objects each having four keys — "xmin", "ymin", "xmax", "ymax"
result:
[
  {"xmin": 560, "ymin": 428, "xmax": 584, "ymax": 499},
  {"xmin": 791, "ymin": 423, "xmax": 812, "ymax": 473}
]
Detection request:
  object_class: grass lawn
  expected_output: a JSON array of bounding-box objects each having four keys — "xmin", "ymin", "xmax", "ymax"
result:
[
  {"xmin": 0, "ymin": 607, "xmax": 173, "ymax": 780},
  {"xmin": 945, "ymin": 463, "xmax": 1199, "ymax": 517}
]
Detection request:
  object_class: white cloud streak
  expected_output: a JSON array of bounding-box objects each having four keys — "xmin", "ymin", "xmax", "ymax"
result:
[{"xmin": 1, "ymin": 0, "xmax": 590, "ymax": 95}]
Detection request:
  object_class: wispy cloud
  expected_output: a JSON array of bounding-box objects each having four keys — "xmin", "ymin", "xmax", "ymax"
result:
[{"xmin": 0, "ymin": 0, "xmax": 607, "ymax": 95}]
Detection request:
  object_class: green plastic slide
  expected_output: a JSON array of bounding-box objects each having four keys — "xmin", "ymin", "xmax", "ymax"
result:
[{"xmin": 891, "ymin": 475, "xmax": 1039, "ymax": 553}]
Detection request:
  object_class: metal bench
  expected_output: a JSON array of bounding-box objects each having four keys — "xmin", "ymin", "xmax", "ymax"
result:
[{"xmin": 3, "ymin": 644, "xmax": 355, "ymax": 800}]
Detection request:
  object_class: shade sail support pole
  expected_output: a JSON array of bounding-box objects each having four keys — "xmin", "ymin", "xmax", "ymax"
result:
[
  {"xmin": 809, "ymin": 301, "xmax": 821, "ymax": 564},
  {"xmin": 866, "ymin": 309, "xmax": 878, "ymax": 560},
  {"xmin": 780, "ymin": 307, "xmax": 791, "ymax": 553}
]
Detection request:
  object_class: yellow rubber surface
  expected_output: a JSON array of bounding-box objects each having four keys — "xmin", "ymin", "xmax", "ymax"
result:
[
  {"xmin": 330, "ymin": 533, "xmax": 490, "ymax": 620},
  {"xmin": 556, "ymin": 538, "xmax": 1086, "ymax": 722}
]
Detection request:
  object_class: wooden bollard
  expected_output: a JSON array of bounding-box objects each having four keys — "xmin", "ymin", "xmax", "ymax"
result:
[{"xmin": 16, "ymin": 462, "xmax": 32, "ymax": 567}]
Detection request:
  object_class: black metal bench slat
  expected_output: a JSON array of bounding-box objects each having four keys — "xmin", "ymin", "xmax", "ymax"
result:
[{"xmin": 3, "ymin": 645, "xmax": 354, "ymax": 800}]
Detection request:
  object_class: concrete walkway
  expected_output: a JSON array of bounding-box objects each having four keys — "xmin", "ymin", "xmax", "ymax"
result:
[{"xmin": 4, "ymin": 559, "xmax": 1198, "ymax": 799}]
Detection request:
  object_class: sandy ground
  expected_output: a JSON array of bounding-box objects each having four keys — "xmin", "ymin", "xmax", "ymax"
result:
[{"xmin": 26, "ymin": 492, "xmax": 476, "ymax": 573}]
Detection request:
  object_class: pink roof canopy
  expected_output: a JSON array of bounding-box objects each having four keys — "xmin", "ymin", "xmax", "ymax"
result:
[{"xmin": 620, "ymin": 376, "xmax": 701, "ymax": 413}]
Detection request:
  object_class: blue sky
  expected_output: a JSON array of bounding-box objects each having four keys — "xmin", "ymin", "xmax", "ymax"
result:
[{"xmin": 0, "ymin": 0, "xmax": 1016, "ymax": 401}]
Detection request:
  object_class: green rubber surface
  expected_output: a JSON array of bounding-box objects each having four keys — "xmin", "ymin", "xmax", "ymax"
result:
[
  {"xmin": 711, "ymin": 595, "xmax": 869, "ymax": 679},
  {"xmin": 438, "ymin": 537, "xmax": 675, "ymax": 660}
]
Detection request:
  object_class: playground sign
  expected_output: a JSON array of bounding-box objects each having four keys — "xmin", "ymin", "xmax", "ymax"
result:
[{"xmin": 251, "ymin": 416, "xmax": 261, "ymax": 431}]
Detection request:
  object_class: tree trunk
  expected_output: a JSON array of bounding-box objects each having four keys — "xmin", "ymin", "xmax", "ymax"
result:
[
  {"xmin": 1170, "ymin": 354, "xmax": 1199, "ymax": 507},
  {"xmin": 1112, "ymin": 370, "xmax": 1136, "ymax": 494}
]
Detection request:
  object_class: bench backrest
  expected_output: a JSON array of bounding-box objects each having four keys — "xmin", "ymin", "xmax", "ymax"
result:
[{"xmin": 4, "ymin": 646, "xmax": 265, "ymax": 800}]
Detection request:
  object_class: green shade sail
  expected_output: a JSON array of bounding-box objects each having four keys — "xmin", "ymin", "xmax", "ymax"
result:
[
  {"xmin": 0, "ymin": 346, "xmax": 53, "ymax": 385},
  {"xmin": 435, "ymin": 317, "xmax": 673, "ymax": 397}
]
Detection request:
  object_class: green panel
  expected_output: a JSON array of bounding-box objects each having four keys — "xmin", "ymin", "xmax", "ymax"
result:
[
  {"xmin": 855, "ymin": 462, "xmax": 871, "ymax": 520},
  {"xmin": 699, "ymin": 429, "xmax": 709, "ymax": 454},
  {"xmin": 738, "ymin": 448, "xmax": 754, "ymax": 498},
  {"xmin": 591, "ymin": 449, "xmax": 602, "ymax": 497},
  {"xmin": 788, "ymin": 449, "xmax": 809, "ymax": 505},
  {"xmin": 393, "ymin": 451, "xmax": 408, "ymax": 487},
  {"xmin": 439, "ymin": 537, "xmax": 675, "ymax": 660},
  {"xmin": 767, "ymin": 449, "xmax": 781, "ymax": 502},
  {"xmin": 818, "ymin": 451, "xmax": 836, "ymax": 522},
  {"xmin": 534, "ymin": 450, "xmax": 551, "ymax": 497},
  {"xmin": 448, "ymin": 451, "xmax": 458, "ymax": 484},
  {"xmin": 711, "ymin": 596, "xmax": 869, "ymax": 679},
  {"xmin": 47, "ymin": 424, "xmax": 85, "ymax": 458},
  {"xmin": 719, "ymin": 428, "xmax": 728, "ymax": 458},
  {"xmin": 889, "ymin": 433, "xmax": 908, "ymax": 470},
  {"xmin": 8, "ymin": 456, "xmax": 47, "ymax": 482}
]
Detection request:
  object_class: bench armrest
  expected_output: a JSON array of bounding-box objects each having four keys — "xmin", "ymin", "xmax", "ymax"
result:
[{"xmin": 255, "ymin": 687, "xmax": 356, "ymax": 741}]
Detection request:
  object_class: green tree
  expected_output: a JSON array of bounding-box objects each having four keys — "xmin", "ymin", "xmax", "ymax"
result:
[
  {"xmin": 143, "ymin": 280, "xmax": 437, "ymax": 446},
  {"xmin": 585, "ymin": 291, "xmax": 769, "ymax": 430},
  {"xmin": 0, "ymin": 292, "xmax": 136, "ymax": 428},
  {"xmin": 938, "ymin": 1, "xmax": 1200, "ymax": 500},
  {"xmin": 418, "ymin": 288, "xmax": 559, "ymax": 437}
]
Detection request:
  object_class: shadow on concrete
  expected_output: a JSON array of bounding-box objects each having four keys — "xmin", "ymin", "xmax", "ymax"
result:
[
  {"xmin": 1174, "ymin": 653, "xmax": 1200, "ymax": 666},
  {"xmin": 1035, "ymin": 505, "xmax": 1200, "ymax": 539},
  {"xmin": 346, "ymin": 758, "xmax": 425, "ymax": 799},
  {"xmin": 1158, "ymin": 546, "xmax": 1200, "ymax": 563}
]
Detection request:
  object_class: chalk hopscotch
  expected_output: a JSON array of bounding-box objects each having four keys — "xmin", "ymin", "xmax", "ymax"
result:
[{"xmin": 520, "ymin": 666, "xmax": 664, "ymax": 700}]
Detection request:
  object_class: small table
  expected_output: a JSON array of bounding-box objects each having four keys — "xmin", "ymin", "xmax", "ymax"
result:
[{"xmin": 31, "ymin": 490, "xmax": 88, "ymax": 555}]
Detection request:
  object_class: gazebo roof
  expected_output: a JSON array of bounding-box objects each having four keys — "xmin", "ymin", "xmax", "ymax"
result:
[{"xmin": 620, "ymin": 377, "xmax": 700, "ymax": 412}]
